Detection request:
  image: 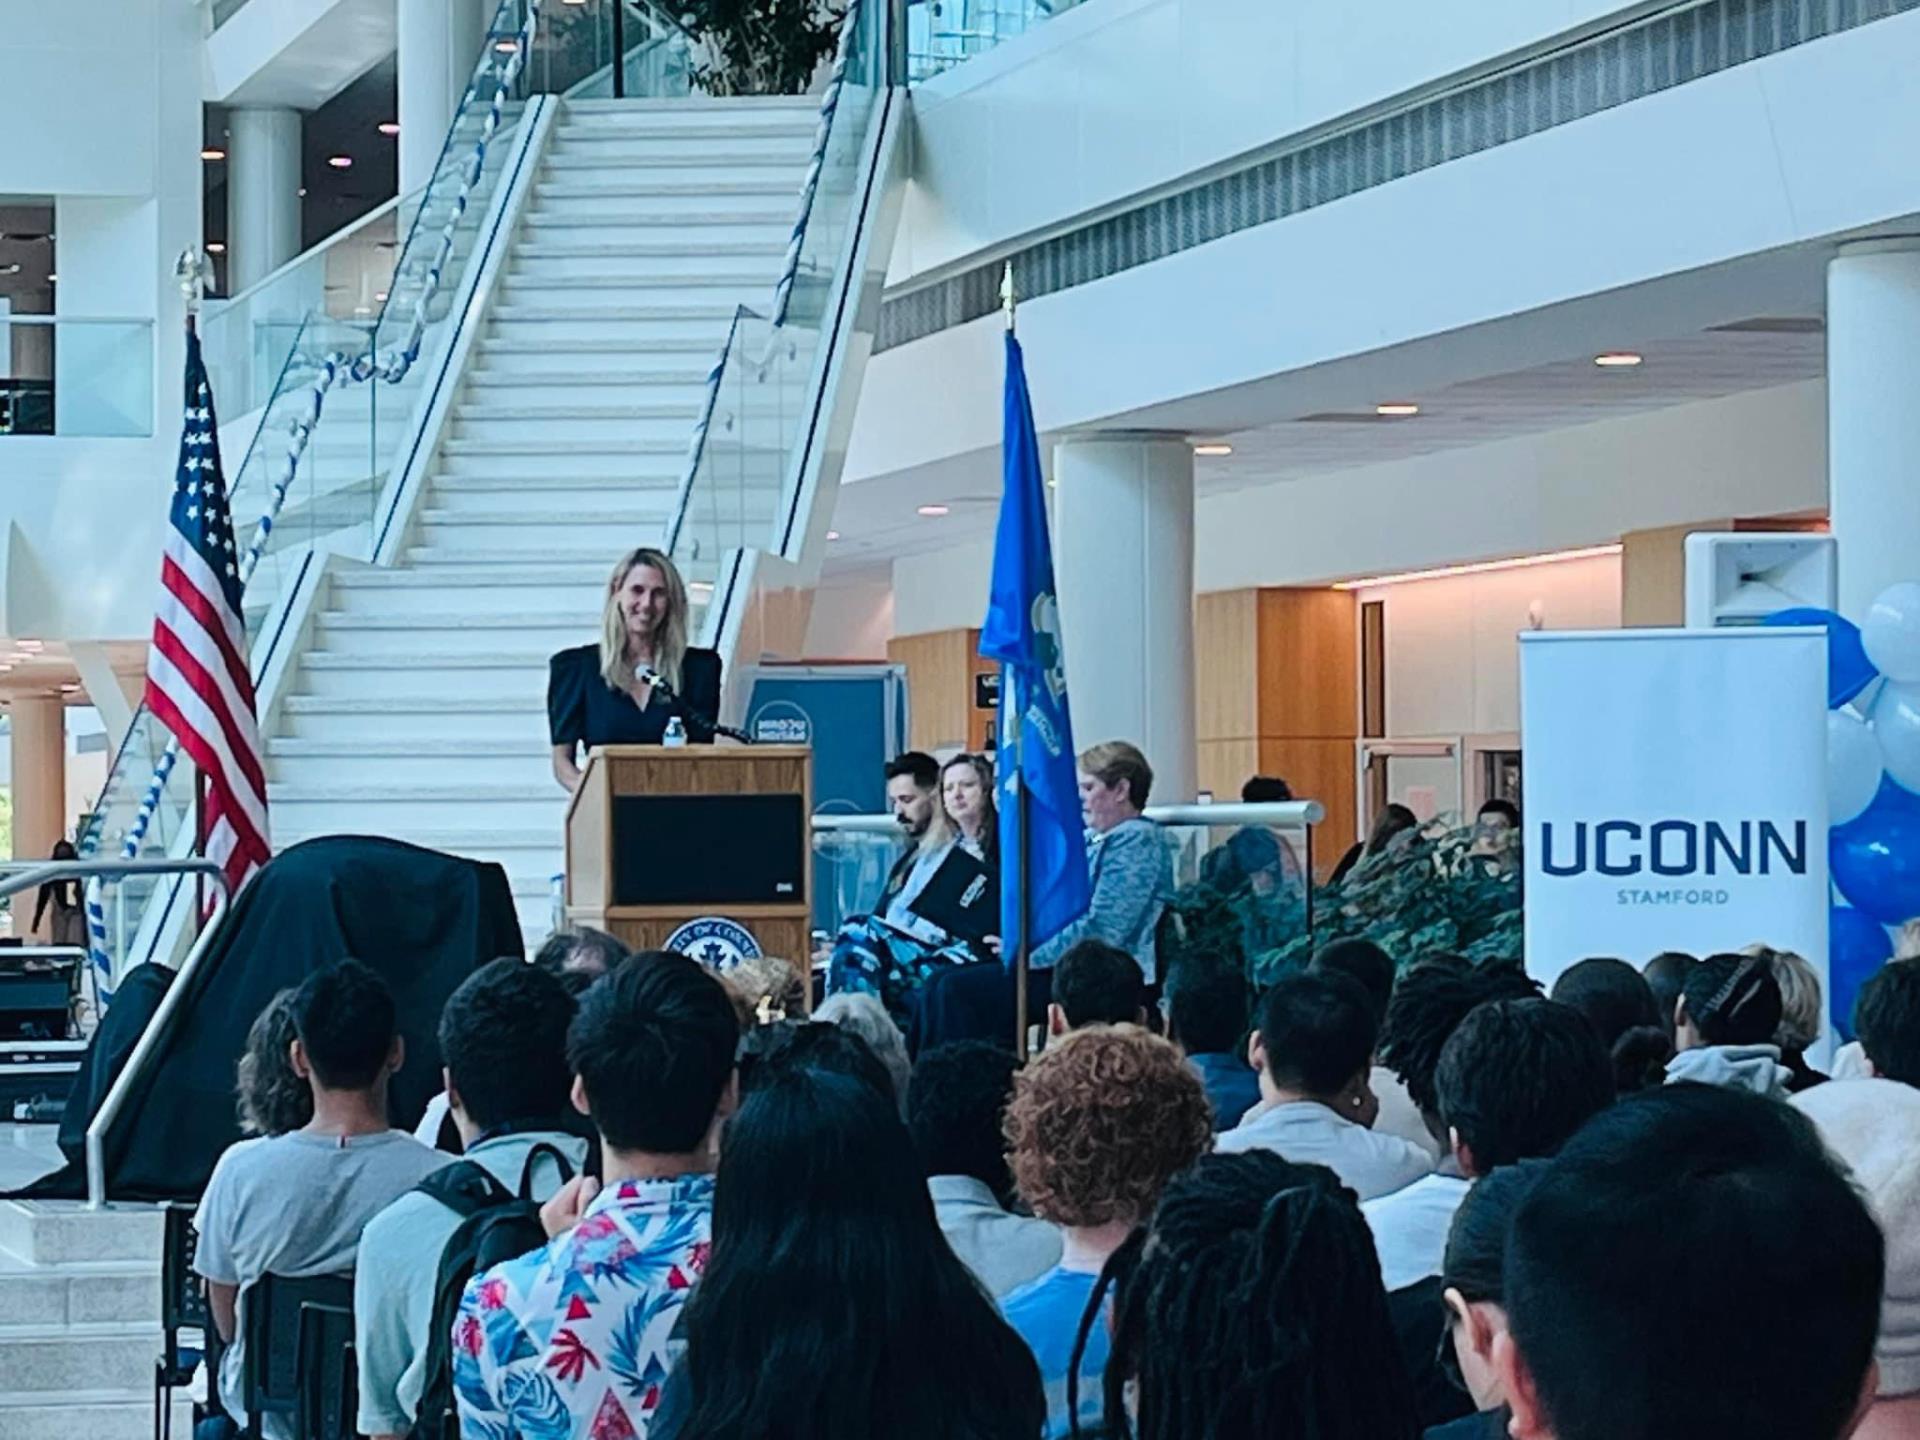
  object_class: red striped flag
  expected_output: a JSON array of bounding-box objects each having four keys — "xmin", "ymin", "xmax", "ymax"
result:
[{"xmin": 145, "ymin": 328, "xmax": 270, "ymax": 896}]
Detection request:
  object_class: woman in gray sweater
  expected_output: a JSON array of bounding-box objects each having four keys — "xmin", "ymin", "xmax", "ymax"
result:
[{"xmin": 1033, "ymin": 740, "xmax": 1173, "ymax": 983}]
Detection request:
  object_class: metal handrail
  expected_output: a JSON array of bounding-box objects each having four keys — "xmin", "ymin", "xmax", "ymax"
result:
[
  {"xmin": 809, "ymin": 799, "xmax": 1327, "ymax": 834},
  {"xmin": 0, "ymin": 858, "xmax": 242, "ymax": 1209}
]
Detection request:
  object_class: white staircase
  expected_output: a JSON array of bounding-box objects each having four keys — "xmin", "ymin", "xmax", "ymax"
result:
[
  {"xmin": 267, "ymin": 97, "xmax": 821, "ymax": 944},
  {"xmin": 0, "ymin": 1201, "xmax": 182, "ymax": 1440}
]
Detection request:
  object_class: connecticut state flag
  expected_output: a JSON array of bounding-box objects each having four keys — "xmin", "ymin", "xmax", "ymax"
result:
[{"xmin": 981, "ymin": 330, "xmax": 1090, "ymax": 957}]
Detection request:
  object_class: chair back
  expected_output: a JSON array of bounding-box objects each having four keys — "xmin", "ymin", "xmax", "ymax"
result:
[
  {"xmin": 160, "ymin": 1204, "xmax": 209, "ymax": 1347},
  {"xmin": 293, "ymin": 1300, "xmax": 357, "ymax": 1440},
  {"xmin": 239, "ymin": 1272, "xmax": 353, "ymax": 1435}
]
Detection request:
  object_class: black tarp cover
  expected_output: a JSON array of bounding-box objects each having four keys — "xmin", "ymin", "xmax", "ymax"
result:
[{"xmin": 19, "ymin": 835, "xmax": 521, "ymax": 1201}]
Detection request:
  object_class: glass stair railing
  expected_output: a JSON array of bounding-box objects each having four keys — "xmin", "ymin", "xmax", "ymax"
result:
[{"xmin": 82, "ymin": 0, "xmax": 906, "ymax": 992}]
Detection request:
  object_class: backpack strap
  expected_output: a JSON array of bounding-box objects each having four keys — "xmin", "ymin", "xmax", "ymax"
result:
[
  {"xmin": 413, "ymin": 1159, "xmax": 514, "ymax": 1219},
  {"xmin": 514, "ymin": 1141, "xmax": 577, "ymax": 1203}
]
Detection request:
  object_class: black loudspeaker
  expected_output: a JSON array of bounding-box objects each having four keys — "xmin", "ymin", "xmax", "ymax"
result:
[{"xmin": 0, "ymin": 972, "xmax": 70, "ymax": 1040}]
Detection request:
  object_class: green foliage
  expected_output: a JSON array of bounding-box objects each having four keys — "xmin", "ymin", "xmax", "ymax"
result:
[
  {"xmin": 676, "ymin": 0, "xmax": 845, "ymax": 96},
  {"xmin": 1160, "ymin": 819, "xmax": 1524, "ymax": 995}
]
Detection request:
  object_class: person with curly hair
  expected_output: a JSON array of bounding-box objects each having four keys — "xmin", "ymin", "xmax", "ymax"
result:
[
  {"xmin": 1000, "ymin": 1025, "xmax": 1213, "ymax": 1438},
  {"xmin": 235, "ymin": 988, "xmax": 313, "ymax": 1138},
  {"xmin": 1377, "ymin": 957, "xmax": 1541, "ymax": 1151}
]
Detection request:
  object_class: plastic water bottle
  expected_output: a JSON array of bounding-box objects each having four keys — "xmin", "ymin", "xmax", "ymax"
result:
[{"xmin": 663, "ymin": 716, "xmax": 688, "ymax": 748}]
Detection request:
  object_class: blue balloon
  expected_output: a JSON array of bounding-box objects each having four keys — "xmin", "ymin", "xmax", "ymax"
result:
[
  {"xmin": 1831, "ymin": 777, "xmax": 1920, "ymax": 923},
  {"xmin": 1829, "ymin": 904, "xmax": 1894, "ymax": 1040},
  {"xmin": 1765, "ymin": 607, "xmax": 1877, "ymax": 708}
]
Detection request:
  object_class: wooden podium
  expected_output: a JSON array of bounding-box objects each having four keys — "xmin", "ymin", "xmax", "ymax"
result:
[{"xmin": 564, "ymin": 744, "xmax": 813, "ymax": 972}]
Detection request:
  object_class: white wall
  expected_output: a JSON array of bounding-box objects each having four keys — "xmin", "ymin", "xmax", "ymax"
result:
[
  {"xmin": 896, "ymin": 0, "xmax": 1648, "ymax": 284},
  {"xmin": 802, "ymin": 573, "xmax": 896, "ymax": 659},
  {"xmin": 885, "ymin": 380, "xmax": 1826, "ymax": 638},
  {"xmin": 0, "ymin": 1, "xmax": 204, "ymax": 642}
]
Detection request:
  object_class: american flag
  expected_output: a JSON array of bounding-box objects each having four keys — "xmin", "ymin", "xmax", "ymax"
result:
[{"xmin": 144, "ymin": 328, "xmax": 270, "ymax": 895}]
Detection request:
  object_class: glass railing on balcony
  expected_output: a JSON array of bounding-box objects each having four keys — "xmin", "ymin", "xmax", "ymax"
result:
[
  {"xmin": 809, "ymin": 803, "xmax": 1320, "ymax": 975},
  {"xmin": 0, "ymin": 317, "xmax": 155, "ymax": 437},
  {"xmin": 669, "ymin": 0, "xmax": 892, "ymax": 601},
  {"xmin": 906, "ymin": 0, "xmax": 1087, "ymax": 81}
]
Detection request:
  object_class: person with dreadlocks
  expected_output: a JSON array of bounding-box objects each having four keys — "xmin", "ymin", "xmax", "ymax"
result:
[
  {"xmin": 1077, "ymin": 1149, "xmax": 1420, "ymax": 1440},
  {"xmin": 1001, "ymin": 1026, "xmax": 1214, "ymax": 1439},
  {"xmin": 1376, "ymin": 956, "xmax": 1542, "ymax": 1156},
  {"xmin": 1664, "ymin": 951, "xmax": 1793, "ymax": 1099}
]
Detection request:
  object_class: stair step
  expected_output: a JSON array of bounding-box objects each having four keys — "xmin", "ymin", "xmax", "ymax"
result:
[
  {"xmin": 0, "ymin": 1256, "xmax": 160, "ymax": 1325},
  {"xmin": 536, "ymin": 178, "xmax": 793, "ymax": 198},
  {"xmin": 0, "ymin": 1203, "xmax": 163, "ymax": 1267},
  {"xmin": 466, "ymin": 366, "xmax": 710, "ymax": 387},
  {"xmin": 491, "ymin": 302, "xmax": 737, "ymax": 322},
  {"xmin": 269, "ymin": 739, "xmax": 559, "ymax": 789},
  {"xmin": 520, "ymin": 208, "xmax": 790, "ymax": 229},
  {"xmin": 514, "ymin": 238, "xmax": 783, "ymax": 259},
  {"xmin": 329, "ymin": 561, "xmax": 611, "ymax": 586},
  {"xmin": 453, "ymin": 401, "xmax": 697, "ymax": 421},
  {"xmin": 0, "ymin": 1323, "xmax": 160, "ymax": 1395},
  {"xmin": 0, "ymin": 1388, "xmax": 191, "ymax": 1440},
  {"xmin": 280, "ymin": 695, "xmax": 549, "ymax": 742}
]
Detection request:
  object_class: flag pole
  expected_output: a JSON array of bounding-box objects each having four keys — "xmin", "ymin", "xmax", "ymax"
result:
[
  {"xmin": 1002, "ymin": 263, "xmax": 1032, "ymax": 1056},
  {"xmin": 177, "ymin": 248, "xmax": 211, "ymax": 927}
]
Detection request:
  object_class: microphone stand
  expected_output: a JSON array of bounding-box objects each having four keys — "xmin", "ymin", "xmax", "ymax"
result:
[{"xmin": 642, "ymin": 670, "xmax": 755, "ymax": 745}]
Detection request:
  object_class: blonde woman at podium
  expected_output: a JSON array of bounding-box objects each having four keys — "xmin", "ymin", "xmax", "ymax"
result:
[{"xmin": 549, "ymin": 546, "xmax": 723, "ymax": 792}]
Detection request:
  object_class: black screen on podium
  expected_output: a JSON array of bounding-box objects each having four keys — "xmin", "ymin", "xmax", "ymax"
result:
[{"xmin": 612, "ymin": 793, "xmax": 807, "ymax": 906}]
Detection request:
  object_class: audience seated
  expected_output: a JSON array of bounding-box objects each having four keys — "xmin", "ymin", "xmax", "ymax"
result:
[
  {"xmin": 1364, "ymin": 998, "xmax": 1612, "ymax": 1291},
  {"xmin": 1666, "ymin": 952, "xmax": 1792, "ymax": 1098},
  {"xmin": 1548, "ymin": 957, "xmax": 1672, "ymax": 1093},
  {"xmin": 1640, "ymin": 950, "xmax": 1698, "ymax": 1043},
  {"xmin": 1001, "ymin": 1026, "xmax": 1212, "ymax": 1438},
  {"xmin": 1217, "ymin": 971, "xmax": 1433, "ymax": 1200},
  {"xmin": 453, "ymin": 953, "xmax": 738, "ymax": 1440},
  {"xmin": 1499, "ymin": 1086, "xmax": 1884, "ymax": 1440},
  {"xmin": 1793, "ymin": 1077, "xmax": 1920, "ymax": 1439},
  {"xmin": 413, "ymin": 927, "xmax": 626, "ymax": 1148},
  {"xmin": 1428, "ymin": 1159, "xmax": 1551, "ymax": 1440},
  {"xmin": 1855, "ymin": 957, "xmax": 1920, "ymax": 1086},
  {"xmin": 234, "ymin": 987, "xmax": 312, "ymax": 1137},
  {"xmin": 194, "ymin": 961, "xmax": 451, "ymax": 1440},
  {"xmin": 1090, "ymin": 1150, "xmax": 1421, "ymax": 1440},
  {"xmin": 813, "ymin": 991, "xmax": 912, "ymax": 1114},
  {"xmin": 1165, "ymin": 960, "xmax": 1260, "ymax": 1131},
  {"xmin": 1753, "ymin": 944, "xmax": 1829, "ymax": 1091},
  {"xmin": 1047, "ymin": 938, "xmax": 1151, "ymax": 1037},
  {"xmin": 650, "ymin": 1063, "xmax": 1046, "ymax": 1440},
  {"xmin": 1378, "ymin": 958, "xmax": 1543, "ymax": 1159},
  {"xmin": 1312, "ymin": 939, "xmax": 1438, "ymax": 1158},
  {"xmin": 354, "ymin": 958, "xmax": 588, "ymax": 1440},
  {"xmin": 907, "ymin": 1042, "xmax": 1063, "ymax": 1297}
]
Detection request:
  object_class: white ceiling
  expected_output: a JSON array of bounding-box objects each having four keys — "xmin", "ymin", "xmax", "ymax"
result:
[{"xmin": 824, "ymin": 318, "xmax": 1828, "ymax": 571}]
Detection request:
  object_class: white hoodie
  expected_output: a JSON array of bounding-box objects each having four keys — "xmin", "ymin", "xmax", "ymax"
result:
[{"xmin": 1664, "ymin": 1043, "xmax": 1793, "ymax": 1100}]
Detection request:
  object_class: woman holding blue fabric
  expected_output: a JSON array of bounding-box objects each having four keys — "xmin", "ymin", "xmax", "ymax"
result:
[{"xmin": 548, "ymin": 547, "xmax": 722, "ymax": 792}]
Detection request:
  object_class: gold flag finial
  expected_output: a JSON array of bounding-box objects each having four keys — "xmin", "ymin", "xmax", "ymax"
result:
[{"xmin": 1001, "ymin": 262, "xmax": 1017, "ymax": 332}]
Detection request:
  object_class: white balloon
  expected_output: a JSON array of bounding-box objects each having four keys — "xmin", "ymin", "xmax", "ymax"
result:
[
  {"xmin": 1863, "ymin": 582, "xmax": 1920, "ymax": 682},
  {"xmin": 1870, "ymin": 681, "xmax": 1920, "ymax": 797},
  {"xmin": 1831, "ymin": 708, "xmax": 1884, "ymax": 824}
]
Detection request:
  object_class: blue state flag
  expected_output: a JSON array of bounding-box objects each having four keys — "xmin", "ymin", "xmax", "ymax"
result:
[{"xmin": 982, "ymin": 330, "xmax": 1090, "ymax": 955}]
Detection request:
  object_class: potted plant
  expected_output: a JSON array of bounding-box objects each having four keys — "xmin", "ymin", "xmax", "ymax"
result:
[{"xmin": 677, "ymin": 0, "xmax": 846, "ymax": 95}]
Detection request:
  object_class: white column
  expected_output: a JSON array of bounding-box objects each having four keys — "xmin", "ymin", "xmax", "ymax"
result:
[
  {"xmin": 1053, "ymin": 433, "xmax": 1199, "ymax": 804},
  {"xmin": 398, "ymin": 0, "xmax": 490, "ymax": 197},
  {"xmin": 228, "ymin": 107, "xmax": 303, "ymax": 294},
  {"xmin": 1829, "ymin": 240, "xmax": 1920, "ymax": 620}
]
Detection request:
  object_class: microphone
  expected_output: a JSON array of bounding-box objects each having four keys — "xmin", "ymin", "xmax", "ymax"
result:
[{"xmin": 634, "ymin": 665, "xmax": 754, "ymax": 744}]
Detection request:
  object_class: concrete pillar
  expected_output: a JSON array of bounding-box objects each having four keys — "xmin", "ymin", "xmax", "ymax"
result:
[
  {"xmin": 228, "ymin": 107, "xmax": 303, "ymax": 294},
  {"xmin": 10, "ymin": 696, "xmax": 68, "ymax": 937},
  {"xmin": 1053, "ymin": 433, "xmax": 1199, "ymax": 804},
  {"xmin": 398, "ymin": 0, "xmax": 490, "ymax": 197},
  {"xmin": 1829, "ymin": 241, "xmax": 1920, "ymax": 620}
]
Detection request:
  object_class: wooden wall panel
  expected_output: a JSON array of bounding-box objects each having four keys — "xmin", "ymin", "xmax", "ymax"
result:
[
  {"xmin": 1196, "ymin": 589, "xmax": 1259, "ymax": 744},
  {"xmin": 1256, "ymin": 589, "xmax": 1358, "ymax": 739},
  {"xmin": 887, "ymin": 629, "xmax": 979, "ymax": 753},
  {"xmin": 1257, "ymin": 737, "xmax": 1357, "ymax": 877},
  {"xmin": 1621, "ymin": 521, "xmax": 1730, "ymax": 627},
  {"xmin": 1197, "ymin": 738, "xmax": 1260, "ymax": 805}
]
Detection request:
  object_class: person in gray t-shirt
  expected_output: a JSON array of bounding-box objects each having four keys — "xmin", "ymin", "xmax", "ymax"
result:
[{"xmin": 193, "ymin": 962, "xmax": 449, "ymax": 1439}]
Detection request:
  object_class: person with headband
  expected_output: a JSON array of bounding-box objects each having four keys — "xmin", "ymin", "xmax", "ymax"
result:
[{"xmin": 1664, "ymin": 953, "xmax": 1792, "ymax": 1100}]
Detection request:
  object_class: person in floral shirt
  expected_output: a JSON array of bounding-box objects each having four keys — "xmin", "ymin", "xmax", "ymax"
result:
[{"xmin": 454, "ymin": 954, "xmax": 740, "ymax": 1440}]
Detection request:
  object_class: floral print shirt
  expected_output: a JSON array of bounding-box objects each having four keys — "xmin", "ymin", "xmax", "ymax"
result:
[{"xmin": 453, "ymin": 1175, "xmax": 715, "ymax": 1440}]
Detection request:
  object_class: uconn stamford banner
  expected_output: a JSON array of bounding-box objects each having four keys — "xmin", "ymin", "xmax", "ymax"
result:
[{"xmin": 1520, "ymin": 628, "xmax": 1829, "ymax": 995}]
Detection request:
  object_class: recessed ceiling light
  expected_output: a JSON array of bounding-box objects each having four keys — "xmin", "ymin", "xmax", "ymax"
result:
[
  {"xmin": 1375, "ymin": 402, "xmax": 1421, "ymax": 418},
  {"xmin": 206, "ymin": 242, "xmax": 226, "ymax": 254},
  {"xmin": 354, "ymin": 305, "xmax": 372, "ymax": 315},
  {"xmin": 1594, "ymin": 351, "xmax": 1643, "ymax": 368},
  {"xmin": 200, "ymin": 148, "xmax": 226, "ymax": 161},
  {"xmin": 45, "ymin": 273, "xmax": 56, "ymax": 284},
  {"xmin": 17, "ymin": 640, "xmax": 44, "ymax": 652},
  {"xmin": 1193, "ymin": 443, "xmax": 1233, "ymax": 457},
  {"xmin": 327, "ymin": 155, "xmax": 353, "ymax": 169},
  {"xmin": 917, "ymin": 504, "xmax": 950, "ymax": 517},
  {"xmin": 495, "ymin": 38, "xmax": 518, "ymax": 52},
  {"xmin": 378, "ymin": 122, "xmax": 401, "ymax": 136},
  {"xmin": 374, "ymin": 291, "xmax": 388, "ymax": 302},
  {"xmin": 826, "ymin": 530, "xmax": 841, "ymax": 540},
  {"xmin": 60, "ymin": 683, "xmax": 81, "ymax": 693},
  {"xmin": 297, "ymin": 187, "xmax": 308, "ymax": 198}
]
